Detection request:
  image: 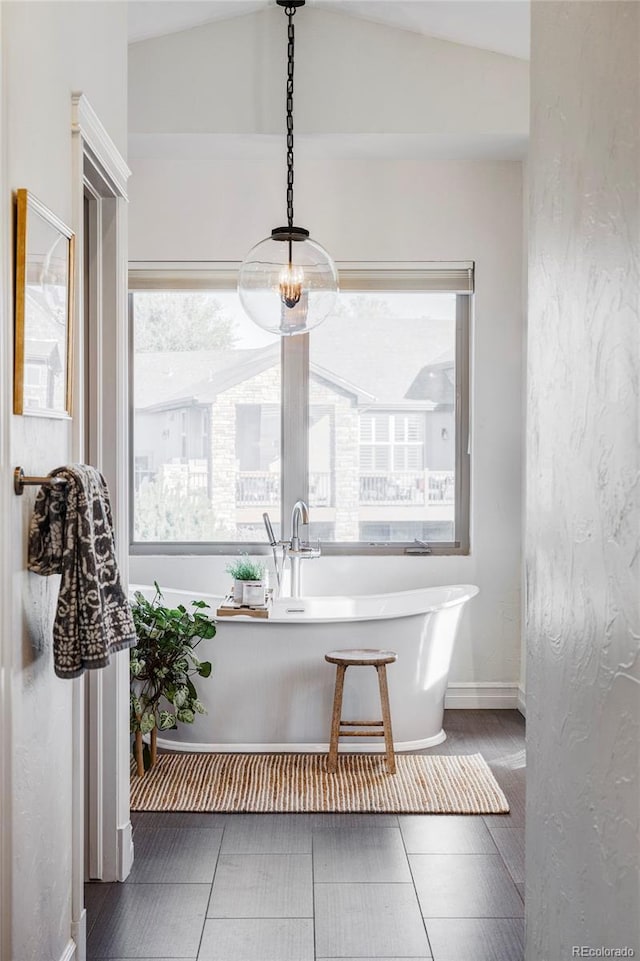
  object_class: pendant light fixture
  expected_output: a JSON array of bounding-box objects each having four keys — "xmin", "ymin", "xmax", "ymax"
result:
[{"xmin": 237, "ymin": 0, "xmax": 338, "ymax": 336}]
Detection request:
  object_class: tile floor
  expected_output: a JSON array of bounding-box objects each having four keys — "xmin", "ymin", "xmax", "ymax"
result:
[{"xmin": 86, "ymin": 709, "xmax": 525, "ymax": 961}]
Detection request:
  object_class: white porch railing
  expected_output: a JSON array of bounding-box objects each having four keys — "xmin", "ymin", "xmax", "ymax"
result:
[
  {"xmin": 235, "ymin": 472, "xmax": 280, "ymax": 506},
  {"xmin": 359, "ymin": 470, "xmax": 455, "ymax": 505},
  {"xmin": 142, "ymin": 466, "xmax": 455, "ymax": 508},
  {"xmin": 359, "ymin": 472, "xmax": 424, "ymax": 504},
  {"xmin": 427, "ymin": 470, "xmax": 455, "ymax": 504},
  {"xmin": 235, "ymin": 472, "xmax": 333, "ymax": 507}
]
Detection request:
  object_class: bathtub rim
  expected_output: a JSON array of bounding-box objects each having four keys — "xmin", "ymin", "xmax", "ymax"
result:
[{"xmin": 130, "ymin": 582, "xmax": 479, "ymax": 624}]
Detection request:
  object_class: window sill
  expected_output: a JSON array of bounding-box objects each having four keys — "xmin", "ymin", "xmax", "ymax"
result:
[{"xmin": 129, "ymin": 541, "xmax": 470, "ymax": 557}]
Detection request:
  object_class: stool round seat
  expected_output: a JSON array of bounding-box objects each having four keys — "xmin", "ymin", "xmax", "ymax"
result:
[{"xmin": 325, "ymin": 648, "xmax": 397, "ymax": 667}]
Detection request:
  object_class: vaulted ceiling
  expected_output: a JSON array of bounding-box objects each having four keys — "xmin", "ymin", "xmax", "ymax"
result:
[{"xmin": 128, "ymin": 0, "xmax": 530, "ymax": 61}]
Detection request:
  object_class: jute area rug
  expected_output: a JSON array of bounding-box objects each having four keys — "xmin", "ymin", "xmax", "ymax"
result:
[{"xmin": 130, "ymin": 752, "xmax": 509, "ymax": 815}]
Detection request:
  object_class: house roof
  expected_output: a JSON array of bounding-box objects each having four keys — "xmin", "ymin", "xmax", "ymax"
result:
[
  {"xmin": 135, "ymin": 315, "xmax": 454, "ymax": 412},
  {"xmin": 405, "ymin": 358, "xmax": 455, "ymax": 407},
  {"xmin": 134, "ymin": 345, "xmax": 277, "ymax": 409},
  {"xmin": 309, "ymin": 314, "xmax": 454, "ymax": 404}
]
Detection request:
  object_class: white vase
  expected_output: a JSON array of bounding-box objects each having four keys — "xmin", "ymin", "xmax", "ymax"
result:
[
  {"xmin": 242, "ymin": 580, "xmax": 266, "ymax": 606},
  {"xmin": 232, "ymin": 579, "xmax": 245, "ymax": 603}
]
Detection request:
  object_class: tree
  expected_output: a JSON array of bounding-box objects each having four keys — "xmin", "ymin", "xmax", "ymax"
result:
[
  {"xmin": 134, "ymin": 291, "xmax": 237, "ymax": 352},
  {"xmin": 134, "ymin": 477, "xmax": 219, "ymax": 541}
]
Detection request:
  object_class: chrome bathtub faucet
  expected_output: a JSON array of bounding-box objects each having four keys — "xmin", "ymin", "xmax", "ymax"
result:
[
  {"xmin": 287, "ymin": 500, "xmax": 321, "ymax": 598},
  {"xmin": 262, "ymin": 503, "xmax": 321, "ymax": 597},
  {"xmin": 263, "ymin": 500, "xmax": 321, "ymax": 599}
]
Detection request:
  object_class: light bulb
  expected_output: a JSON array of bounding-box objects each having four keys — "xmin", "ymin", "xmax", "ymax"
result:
[
  {"xmin": 238, "ymin": 233, "xmax": 338, "ymax": 336},
  {"xmin": 278, "ymin": 263, "xmax": 305, "ymax": 309}
]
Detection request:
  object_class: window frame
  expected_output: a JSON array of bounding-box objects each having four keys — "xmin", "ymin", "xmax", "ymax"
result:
[{"xmin": 129, "ymin": 262, "xmax": 472, "ymax": 556}]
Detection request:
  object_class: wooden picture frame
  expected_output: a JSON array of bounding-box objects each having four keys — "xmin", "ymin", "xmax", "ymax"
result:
[{"xmin": 14, "ymin": 188, "xmax": 75, "ymax": 417}]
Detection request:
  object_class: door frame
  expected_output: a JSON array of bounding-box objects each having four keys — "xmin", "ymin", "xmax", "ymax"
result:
[
  {"xmin": 70, "ymin": 92, "xmax": 131, "ymax": 959},
  {"xmin": 0, "ymin": 6, "xmax": 14, "ymax": 960}
]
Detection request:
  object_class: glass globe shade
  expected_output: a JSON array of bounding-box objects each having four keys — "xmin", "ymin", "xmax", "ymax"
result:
[{"xmin": 238, "ymin": 233, "xmax": 338, "ymax": 336}]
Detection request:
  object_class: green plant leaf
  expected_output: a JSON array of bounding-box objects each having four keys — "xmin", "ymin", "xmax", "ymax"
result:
[
  {"xmin": 173, "ymin": 687, "xmax": 189, "ymax": 709},
  {"xmin": 159, "ymin": 710, "xmax": 177, "ymax": 730},
  {"xmin": 140, "ymin": 712, "xmax": 156, "ymax": 735},
  {"xmin": 198, "ymin": 661, "xmax": 212, "ymax": 678},
  {"xmin": 130, "ymin": 659, "xmax": 143, "ymax": 677},
  {"xmin": 225, "ymin": 553, "xmax": 264, "ymax": 581},
  {"xmin": 176, "ymin": 708, "xmax": 195, "ymax": 724}
]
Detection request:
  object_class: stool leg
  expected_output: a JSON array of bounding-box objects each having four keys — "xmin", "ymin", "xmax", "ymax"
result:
[
  {"xmin": 327, "ymin": 663, "xmax": 346, "ymax": 773},
  {"xmin": 376, "ymin": 664, "xmax": 396, "ymax": 774}
]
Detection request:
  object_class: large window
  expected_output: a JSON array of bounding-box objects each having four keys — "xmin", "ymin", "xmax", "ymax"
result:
[{"xmin": 130, "ymin": 264, "xmax": 472, "ymax": 554}]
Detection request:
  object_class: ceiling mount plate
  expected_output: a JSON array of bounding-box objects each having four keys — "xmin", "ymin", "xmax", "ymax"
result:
[
  {"xmin": 276, "ymin": 1, "xmax": 306, "ymax": 7},
  {"xmin": 271, "ymin": 225, "xmax": 310, "ymax": 242}
]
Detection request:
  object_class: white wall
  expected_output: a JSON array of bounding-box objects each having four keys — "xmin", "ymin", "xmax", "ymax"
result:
[
  {"xmin": 129, "ymin": 155, "xmax": 524, "ymax": 692},
  {"xmin": 526, "ymin": 2, "xmax": 639, "ymax": 957},
  {"xmin": 0, "ymin": 4, "xmax": 127, "ymax": 960}
]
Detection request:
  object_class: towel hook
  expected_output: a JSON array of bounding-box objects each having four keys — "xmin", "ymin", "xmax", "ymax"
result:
[{"xmin": 14, "ymin": 467, "xmax": 68, "ymax": 496}]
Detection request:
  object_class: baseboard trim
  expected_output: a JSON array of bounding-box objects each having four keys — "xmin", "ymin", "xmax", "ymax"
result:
[
  {"xmin": 58, "ymin": 938, "xmax": 77, "ymax": 961},
  {"xmin": 70, "ymin": 911, "xmax": 86, "ymax": 961},
  {"xmin": 445, "ymin": 682, "xmax": 521, "ymax": 710},
  {"xmin": 517, "ymin": 684, "xmax": 526, "ymax": 717},
  {"xmin": 117, "ymin": 820, "xmax": 134, "ymax": 882}
]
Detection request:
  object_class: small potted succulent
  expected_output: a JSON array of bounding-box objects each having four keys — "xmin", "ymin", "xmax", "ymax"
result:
[
  {"xmin": 130, "ymin": 583, "xmax": 215, "ymax": 776},
  {"xmin": 225, "ymin": 553, "xmax": 266, "ymax": 604}
]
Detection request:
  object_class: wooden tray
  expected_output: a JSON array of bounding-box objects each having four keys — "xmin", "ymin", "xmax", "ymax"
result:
[{"xmin": 217, "ymin": 593, "xmax": 271, "ymax": 619}]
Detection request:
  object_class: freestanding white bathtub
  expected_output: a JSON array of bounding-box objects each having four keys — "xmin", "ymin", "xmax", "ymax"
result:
[{"xmin": 132, "ymin": 584, "xmax": 478, "ymax": 753}]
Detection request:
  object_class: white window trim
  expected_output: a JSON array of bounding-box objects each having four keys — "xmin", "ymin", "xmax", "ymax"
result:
[{"xmin": 129, "ymin": 262, "xmax": 472, "ymax": 556}]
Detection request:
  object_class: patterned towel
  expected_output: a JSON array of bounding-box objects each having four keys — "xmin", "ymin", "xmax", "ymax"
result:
[{"xmin": 28, "ymin": 464, "xmax": 136, "ymax": 679}]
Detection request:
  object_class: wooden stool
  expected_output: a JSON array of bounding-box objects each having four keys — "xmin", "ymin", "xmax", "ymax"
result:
[{"xmin": 325, "ymin": 648, "xmax": 398, "ymax": 774}]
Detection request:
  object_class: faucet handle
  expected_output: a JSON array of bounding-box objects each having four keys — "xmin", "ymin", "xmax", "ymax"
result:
[{"xmin": 301, "ymin": 539, "xmax": 321, "ymax": 558}]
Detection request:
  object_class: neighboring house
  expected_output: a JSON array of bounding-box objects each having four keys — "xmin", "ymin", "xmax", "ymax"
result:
[{"xmin": 134, "ymin": 330, "xmax": 456, "ymax": 542}]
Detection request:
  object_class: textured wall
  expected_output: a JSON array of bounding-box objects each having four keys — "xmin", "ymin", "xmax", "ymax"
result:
[
  {"xmin": 2, "ymin": 3, "xmax": 127, "ymax": 959},
  {"xmin": 526, "ymin": 2, "xmax": 639, "ymax": 958}
]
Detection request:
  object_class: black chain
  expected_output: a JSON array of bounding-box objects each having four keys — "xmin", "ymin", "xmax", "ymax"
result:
[{"xmin": 285, "ymin": 6, "xmax": 296, "ymax": 229}]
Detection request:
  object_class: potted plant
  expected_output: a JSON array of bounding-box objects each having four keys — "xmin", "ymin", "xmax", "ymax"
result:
[
  {"xmin": 225, "ymin": 554, "xmax": 266, "ymax": 604},
  {"xmin": 130, "ymin": 582, "xmax": 215, "ymax": 777}
]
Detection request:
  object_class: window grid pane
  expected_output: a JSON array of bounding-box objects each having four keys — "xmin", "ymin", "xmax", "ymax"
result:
[
  {"xmin": 132, "ymin": 288, "xmax": 281, "ymax": 542},
  {"xmin": 308, "ymin": 290, "xmax": 458, "ymax": 543},
  {"xmin": 130, "ymin": 269, "xmax": 470, "ymax": 553}
]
